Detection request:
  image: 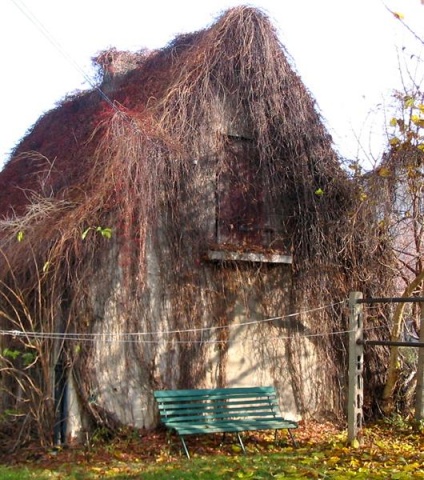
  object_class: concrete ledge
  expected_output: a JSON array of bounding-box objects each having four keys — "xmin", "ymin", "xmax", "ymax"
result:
[{"xmin": 207, "ymin": 250, "xmax": 292, "ymax": 264}]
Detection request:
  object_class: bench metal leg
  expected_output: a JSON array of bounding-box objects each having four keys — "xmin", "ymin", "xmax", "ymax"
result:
[
  {"xmin": 179, "ymin": 435, "xmax": 190, "ymax": 459},
  {"xmin": 288, "ymin": 429, "xmax": 297, "ymax": 447},
  {"xmin": 275, "ymin": 429, "xmax": 297, "ymax": 448},
  {"xmin": 237, "ymin": 433, "xmax": 246, "ymax": 454}
]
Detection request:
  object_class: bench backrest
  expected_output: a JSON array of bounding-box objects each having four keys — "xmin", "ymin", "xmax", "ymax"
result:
[{"xmin": 154, "ymin": 386, "xmax": 282, "ymax": 425}]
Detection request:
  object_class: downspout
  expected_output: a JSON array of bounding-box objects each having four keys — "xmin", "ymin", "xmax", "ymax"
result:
[{"xmin": 54, "ymin": 356, "xmax": 68, "ymax": 446}]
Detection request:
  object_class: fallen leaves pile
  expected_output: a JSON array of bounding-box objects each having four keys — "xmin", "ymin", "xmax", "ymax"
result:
[{"xmin": 1, "ymin": 417, "xmax": 423, "ymax": 479}]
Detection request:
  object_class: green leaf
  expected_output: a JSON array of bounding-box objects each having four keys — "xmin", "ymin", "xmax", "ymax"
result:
[
  {"xmin": 3, "ymin": 348, "xmax": 21, "ymax": 360},
  {"xmin": 17, "ymin": 231, "xmax": 24, "ymax": 242},
  {"xmin": 100, "ymin": 227, "xmax": 112, "ymax": 239},
  {"xmin": 81, "ymin": 227, "xmax": 91, "ymax": 240},
  {"xmin": 314, "ymin": 188, "xmax": 324, "ymax": 196},
  {"xmin": 22, "ymin": 352, "xmax": 36, "ymax": 366},
  {"xmin": 82, "ymin": 226, "xmax": 112, "ymax": 240}
]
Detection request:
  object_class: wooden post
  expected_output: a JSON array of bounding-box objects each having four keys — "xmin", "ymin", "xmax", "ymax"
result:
[
  {"xmin": 348, "ymin": 291, "xmax": 364, "ymax": 444},
  {"xmin": 415, "ymin": 300, "xmax": 424, "ymax": 421}
]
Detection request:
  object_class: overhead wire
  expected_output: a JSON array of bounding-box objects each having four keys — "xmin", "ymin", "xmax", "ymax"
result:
[
  {"xmin": 10, "ymin": 0, "xmax": 124, "ymax": 112},
  {"xmin": 0, "ymin": 300, "xmax": 365, "ymax": 344}
]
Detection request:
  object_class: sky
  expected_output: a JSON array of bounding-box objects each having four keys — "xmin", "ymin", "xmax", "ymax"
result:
[{"xmin": 1, "ymin": 0, "xmax": 424, "ymax": 171}]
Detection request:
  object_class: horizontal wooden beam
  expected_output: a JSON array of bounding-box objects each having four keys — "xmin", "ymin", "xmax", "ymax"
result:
[
  {"xmin": 207, "ymin": 250, "xmax": 292, "ymax": 264},
  {"xmin": 360, "ymin": 339, "xmax": 424, "ymax": 348},
  {"xmin": 357, "ymin": 297, "xmax": 424, "ymax": 304}
]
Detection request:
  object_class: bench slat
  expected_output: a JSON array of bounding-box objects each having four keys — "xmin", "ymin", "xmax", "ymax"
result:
[
  {"xmin": 156, "ymin": 398, "xmax": 280, "ymax": 408},
  {"xmin": 171, "ymin": 420, "xmax": 298, "ymax": 435},
  {"xmin": 154, "ymin": 386, "xmax": 276, "ymax": 398},
  {"xmin": 156, "ymin": 394, "xmax": 278, "ymax": 401},
  {"xmin": 156, "ymin": 394, "xmax": 276, "ymax": 400},
  {"xmin": 158, "ymin": 410, "xmax": 281, "ymax": 419},
  {"xmin": 161, "ymin": 414, "xmax": 287, "ymax": 424},
  {"xmin": 157, "ymin": 402, "xmax": 280, "ymax": 413},
  {"xmin": 163, "ymin": 418, "xmax": 296, "ymax": 429}
]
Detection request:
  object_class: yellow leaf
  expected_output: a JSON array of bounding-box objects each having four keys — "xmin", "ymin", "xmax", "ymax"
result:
[
  {"xmin": 389, "ymin": 117, "xmax": 398, "ymax": 127},
  {"xmin": 283, "ymin": 465, "xmax": 298, "ymax": 473},
  {"xmin": 314, "ymin": 188, "xmax": 324, "ymax": 196},
  {"xmin": 378, "ymin": 167, "xmax": 391, "ymax": 177},
  {"xmin": 350, "ymin": 438, "xmax": 360, "ymax": 448},
  {"xmin": 404, "ymin": 96, "xmax": 415, "ymax": 108},
  {"xmin": 405, "ymin": 462, "xmax": 421, "ymax": 472},
  {"xmin": 411, "ymin": 114, "xmax": 423, "ymax": 125},
  {"xmin": 393, "ymin": 11, "xmax": 405, "ymax": 20},
  {"xmin": 327, "ymin": 456, "xmax": 341, "ymax": 465}
]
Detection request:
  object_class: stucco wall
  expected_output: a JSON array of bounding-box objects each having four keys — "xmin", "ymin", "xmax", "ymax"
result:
[{"xmin": 65, "ymin": 239, "xmax": 329, "ymax": 443}]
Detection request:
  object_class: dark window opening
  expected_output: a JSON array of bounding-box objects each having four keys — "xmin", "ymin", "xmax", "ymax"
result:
[
  {"xmin": 215, "ymin": 135, "xmax": 287, "ymax": 252},
  {"xmin": 216, "ymin": 136, "xmax": 264, "ymax": 247}
]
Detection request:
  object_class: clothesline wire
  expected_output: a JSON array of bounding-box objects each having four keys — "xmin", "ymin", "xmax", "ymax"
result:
[{"xmin": 0, "ymin": 300, "xmax": 388, "ymax": 344}]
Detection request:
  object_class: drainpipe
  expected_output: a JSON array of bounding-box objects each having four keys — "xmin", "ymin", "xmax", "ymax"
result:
[{"xmin": 54, "ymin": 358, "xmax": 68, "ymax": 446}]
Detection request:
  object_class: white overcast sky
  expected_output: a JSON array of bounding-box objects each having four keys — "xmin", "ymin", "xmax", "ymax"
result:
[{"xmin": 1, "ymin": 0, "xmax": 424, "ymax": 170}]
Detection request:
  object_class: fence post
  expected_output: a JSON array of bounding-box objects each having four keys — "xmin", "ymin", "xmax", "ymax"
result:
[
  {"xmin": 348, "ymin": 291, "xmax": 364, "ymax": 444},
  {"xmin": 415, "ymin": 301, "xmax": 424, "ymax": 421}
]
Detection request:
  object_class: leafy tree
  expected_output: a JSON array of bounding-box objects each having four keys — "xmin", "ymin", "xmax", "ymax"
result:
[
  {"xmin": 375, "ymin": 79, "xmax": 424, "ymax": 419},
  {"xmin": 367, "ymin": 7, "xmax": 424, "ymax": 419}
]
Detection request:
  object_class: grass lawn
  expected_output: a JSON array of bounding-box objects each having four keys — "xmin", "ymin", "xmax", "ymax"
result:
[{"xmin": 0, "ymin": 418, "xmax": 423, "ymax": 479}]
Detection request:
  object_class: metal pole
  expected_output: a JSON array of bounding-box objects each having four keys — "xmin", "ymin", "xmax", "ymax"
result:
[{"xmin": 348, "ymin": 292, "xmax": 363, "ymax": 444}]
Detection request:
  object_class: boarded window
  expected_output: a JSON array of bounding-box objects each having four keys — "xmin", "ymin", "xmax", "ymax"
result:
[
  {"xmin": 214, "ymin": 135, "xmax": 287, "ymax": 252},
  {"xmin": 216, "ymin": 136, "xmax": 264, "ymax": 246}
]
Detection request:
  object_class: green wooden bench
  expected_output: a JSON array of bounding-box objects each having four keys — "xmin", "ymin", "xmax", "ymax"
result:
[{"xmin": 154, "ymin": 386, "xmax": 298, "ymax": 458}]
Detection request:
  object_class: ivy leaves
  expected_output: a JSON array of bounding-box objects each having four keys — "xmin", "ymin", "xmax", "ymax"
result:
[
  {"xmin": 13, "ymin": 226, "xmax": 112, "ymax": 278},
  {"xmin": 81, "ymin": 225, "xmax": 113, "ymax": 240},
  {"xmin": 2, "ymin": 348, "xmax": 37, "ymax": 366}
]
